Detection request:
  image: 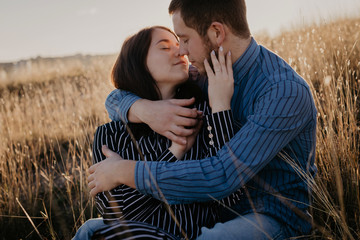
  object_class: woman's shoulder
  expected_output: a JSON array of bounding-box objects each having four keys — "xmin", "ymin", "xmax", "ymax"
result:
[
  {"xmin": 94, "ymin": 121, "xmax": 169, "ymax": 159},
  {"xmin": 94, "ymin": 121, "xmax": 131, "ymax": 144},
  {"xmin": 93, "ymin": 121, "xmax": 133, "ymax": 153},
  {"xmin": 96, "ymin": 121, "xmax": 127, "ymax": 135}
]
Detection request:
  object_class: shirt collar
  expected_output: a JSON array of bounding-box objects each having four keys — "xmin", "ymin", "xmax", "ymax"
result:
[{"xmin": 232, "ymin": 37, "xmax": 260, "ymax": 85}]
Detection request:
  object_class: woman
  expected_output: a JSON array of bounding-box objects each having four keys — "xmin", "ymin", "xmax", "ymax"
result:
[{"xmin": 82, "ymin": 26, "xmax": 241, "ymax": 240}]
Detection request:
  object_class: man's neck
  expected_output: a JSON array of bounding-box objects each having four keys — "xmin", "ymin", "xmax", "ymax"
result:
[{"xmin": 226, "ymin": 36, "xmax": 252, "ymax": 64}]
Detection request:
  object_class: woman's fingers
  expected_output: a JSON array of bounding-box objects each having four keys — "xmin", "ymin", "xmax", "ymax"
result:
[
  {"xmin": 210, "ymin": 50, "xmax": 221, "ymax": 73},
  {"xmin": 205, "ymin": 46, "xmax": 232, "ymax": 82},
  {"xmin": 204, "ymin": 58, "xmax": 215, "ymax": 78},
  {"xmin": 218, "ymin": 46, "xmax": 226, "ymax": 72},
  {"xmin": 207, "ymin": 46, "xmax": 230, "ymax": 75},
  {"xmin": 226, "ymin": 50, "xmax": 233, "ymax": 77}
]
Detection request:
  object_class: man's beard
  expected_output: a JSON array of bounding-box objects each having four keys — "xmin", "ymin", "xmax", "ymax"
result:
[{"xmin": 199, "ymin": 35, "xmax": 218, "ymax": 76}]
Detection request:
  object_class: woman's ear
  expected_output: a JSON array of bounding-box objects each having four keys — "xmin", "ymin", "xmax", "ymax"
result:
[{"xmin": 207, "ymin": 22, "xmax": 225, "ymax": 46}]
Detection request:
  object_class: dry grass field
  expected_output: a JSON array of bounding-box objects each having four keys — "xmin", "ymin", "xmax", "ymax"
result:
[{"xmin": 0, "ymin": 17, "xmax": 359, "ymax": 239}]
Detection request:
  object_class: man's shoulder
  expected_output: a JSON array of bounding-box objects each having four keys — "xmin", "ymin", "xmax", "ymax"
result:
[{"xmin": 258, "ymin": 47, "xmax": 309, "ymax": 88}]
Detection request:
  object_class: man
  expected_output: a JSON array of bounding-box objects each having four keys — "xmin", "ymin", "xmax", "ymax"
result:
[{"xmin": 88, "ymin": 0, "xmax": 317, "ymax": 239}]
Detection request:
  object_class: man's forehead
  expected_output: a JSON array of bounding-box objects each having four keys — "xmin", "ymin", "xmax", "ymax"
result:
[
  {"xmin": 172, "ymin": 12, "xmax": 185, "ymax": 29},
  {"xmin": 172, "ymin": 12, "xmax": 191, "ymax": 37},
  {"xmin": 174, "ymin": 32, "xmax": 187, "ymax": 38},
  {"xmin": 172, "ymin": 26, "xmax": 187, "ymax": 39}
]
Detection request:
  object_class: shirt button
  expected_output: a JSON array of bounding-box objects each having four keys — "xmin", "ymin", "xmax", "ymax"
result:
[
  {"xmin": 209, "ymin": 140, "xmax": 214, "ymax": 145},
  {"xmin": 207, "ymin": 126, "xmax": 212, "ymax": 131},
  {"xmin": 209, "ymin": 133, "xmax": 213, "ymax": 138}
]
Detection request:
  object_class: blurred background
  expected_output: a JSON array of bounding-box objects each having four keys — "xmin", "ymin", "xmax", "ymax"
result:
[{"xmin": 0, "ymin": 0, "xmax": 359, "ymax": 62}]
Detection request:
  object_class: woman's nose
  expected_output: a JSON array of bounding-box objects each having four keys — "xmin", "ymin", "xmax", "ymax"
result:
[{"xmin": 174, "ymin": 46, "xmax": 181, "ymax": 57}]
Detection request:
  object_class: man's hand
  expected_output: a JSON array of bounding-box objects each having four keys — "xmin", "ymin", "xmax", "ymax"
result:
[
  {"xmin": 88, "ymin": 145, "xmax": 136, "ymax": 197},
  {"xmin": 129, "ymin": 98, "xmax": 202, "ymax": 145}
]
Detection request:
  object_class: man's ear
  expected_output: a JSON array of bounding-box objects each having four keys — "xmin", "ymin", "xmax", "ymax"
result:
[{"xmin": 207, "ymin": 22, "xmax": 226, "ymax": 46}]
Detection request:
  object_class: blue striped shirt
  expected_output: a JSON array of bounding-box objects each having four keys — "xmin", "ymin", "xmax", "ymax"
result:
[{"xmin": 106, "ymin": 38, "xmax": 317, "ymax": 235}]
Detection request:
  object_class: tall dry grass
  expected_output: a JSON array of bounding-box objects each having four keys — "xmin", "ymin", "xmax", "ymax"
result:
[
  {"xmin": 0, "ymin": 55, "xmax": 116, "ymax": 239},
  {"xmin": 0, "ymin": 17, "xmax": 359, "ymax": 239}
]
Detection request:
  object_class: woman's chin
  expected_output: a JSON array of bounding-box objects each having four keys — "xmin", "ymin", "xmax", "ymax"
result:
[{"xmin": 177, "ymin": 72, "xmax": 190, "ymax": 82}]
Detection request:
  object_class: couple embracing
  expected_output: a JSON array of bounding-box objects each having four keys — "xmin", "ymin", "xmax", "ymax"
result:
[{"xmin": 76, "ymin": 0, "xmax": 317, "ymax": 239}]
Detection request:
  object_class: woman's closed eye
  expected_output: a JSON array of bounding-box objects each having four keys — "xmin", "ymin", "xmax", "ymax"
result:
[{"xmin": 159, "ymin": 44, "xmax": 170, "ymax": 50}]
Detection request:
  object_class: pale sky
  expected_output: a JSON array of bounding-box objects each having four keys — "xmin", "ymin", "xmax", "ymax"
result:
[{"xmin": 0, "ymin": 0, "xmax": 359, "ymax": 63}]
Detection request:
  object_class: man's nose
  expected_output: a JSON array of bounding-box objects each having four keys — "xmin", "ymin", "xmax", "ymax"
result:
[{"xmin": 179, "ymin": 44, "xmax": 188, "ymax": 56}]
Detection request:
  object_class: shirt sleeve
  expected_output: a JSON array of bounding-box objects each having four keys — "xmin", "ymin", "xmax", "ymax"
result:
[
  {"xmin": 105, "ymin": 89, "xmax": 141, "ymax": 122},
  {"xmin": 135, "ymin": 81, "xmax": 315, "ymax": 204}
]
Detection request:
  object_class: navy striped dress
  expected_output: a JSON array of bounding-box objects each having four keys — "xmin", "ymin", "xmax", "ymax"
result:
[{"xmin": 92, "ymin": 99, "xmax": 243, "ymax": 239}]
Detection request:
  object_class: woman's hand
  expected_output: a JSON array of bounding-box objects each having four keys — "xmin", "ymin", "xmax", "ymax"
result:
[
  {"xmin": 204, "ymin": 46, "xmax": 234, "ymax": 113},
  {"xmin": 88, "ymin": 145, "xmax": 136, "ymax": 197},
  {"xmin": 169, "ymin": 117, "xmax": 203, "ymax": 159}
]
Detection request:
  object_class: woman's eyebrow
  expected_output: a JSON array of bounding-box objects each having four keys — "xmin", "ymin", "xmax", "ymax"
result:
[{"xmin": 156, "ymin": 39, "xmax": 170, "ymax": 45}]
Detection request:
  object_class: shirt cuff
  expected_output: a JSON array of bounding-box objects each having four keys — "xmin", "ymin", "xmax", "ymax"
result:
[
  {"xmin": 120, "ymin": 94, "xmax": 141, "ymax": 123},
  {"xmin": 105, "ymin": 90, "xmax": 141, "ymax": 122},
  {"xmin": 204, "ymin": 110, "xmax": 234, "ymax": 149},
  {"xmin": 135, "ymin": 161, "xmax": 161, "ymax": 199}
]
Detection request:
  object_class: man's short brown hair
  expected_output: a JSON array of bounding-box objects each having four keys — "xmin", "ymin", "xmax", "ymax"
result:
[{"xmin": 169, "ymin": 0, "xmax": 250, "ymax": 39}]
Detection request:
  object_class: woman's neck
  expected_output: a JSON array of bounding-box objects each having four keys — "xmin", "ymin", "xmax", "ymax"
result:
[{"xmin": 158, "ymin": 83, "xmax": 178, "ymax": 100}]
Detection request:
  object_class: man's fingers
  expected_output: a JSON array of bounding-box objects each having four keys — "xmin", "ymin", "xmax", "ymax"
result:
[
  {"xmin": 87, "ymin": 174, "xmax": 94, "ymax": 183},
  {"xmin": 88, "ymin": 180, "xmax": 96, "ymax": 190},
  {"xmin": 88, "ymin": 179, "xmax": 98, "ymax": 197},
  {"xmin": 90, "ymin": 187, "xmax": 98, "ymax": 197},
  {"xmin": 166, "ymin": 99, "xmax": 199, "ymax": 118},
  {"xmin": 164, "ymin": 131, "xmax": 187, "ymax": 145},
  {"xmin": 172, "ymin": 106, "xmax": 199, "ymax": 119},
  {"xmin": 171, "ymin": 125, "xmax": 195, "ymax": 136},
  {"xmin": 174, "ymin": 116, "xmax": 198, "ymax": 128},
  {"xmin": 169, "ymin": 98, "xmax": 195, "ymax": 107},
  {"xmin": 179, "ymin": 108, "xmax": 198, "ymax": 119},
  {"xmin": 88, "ymin": 165, "xmax": 95, "ymax": 174}
]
